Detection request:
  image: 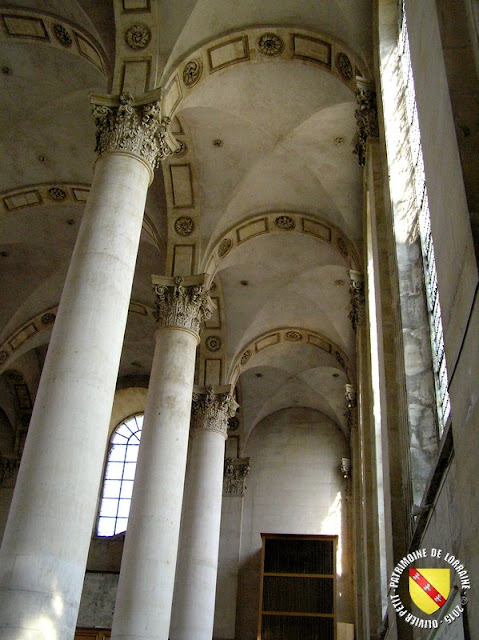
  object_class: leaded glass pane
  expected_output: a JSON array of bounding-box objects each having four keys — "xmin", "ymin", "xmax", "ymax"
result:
[{"xmin": 96, "ymin": 413, "xmax": 143, "ymax": 536}]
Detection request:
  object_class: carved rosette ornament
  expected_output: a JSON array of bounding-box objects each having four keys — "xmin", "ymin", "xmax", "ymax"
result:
[
  {"xmin": 191, "ymin": 386, "xmax": 239, "ymax": 439},
  {"xmin": 353, "ymin": 81, "xmax": 379, "ymax": 167},
  {"xmin": 275, "ymin": 215, "xmax": 295, "ymax": 230},
  {"xmin": 91, "ymin": 91, "xmax": 179, "ymax": 171},
  {"xmin": 152, "ymin": 275, "xmax": 212, "ymax": 337},
  {"xmin": 348, "ymin": 270, "xmax": 365, "ymax": 333},
  {"xmin": 183, "ymin": 59, "xmax": 202, "ymax": 87},
  {"xmin": 48, "ymin": 187, "xmax": 66, "ymax": 201},
  {"xmin": 223, "ymin": 458, "xmax": 250, "ymax": 496},
  {"xmin": 336, "ymin": 52, "xmax": 353, "ymax": 80},
  {"xmin": 53, "ymin": 24, "xmax": 72, "ymax": 47},
  {"xmin": 258, "ymin": 33, "xmax": 284, "ymax": 56},
  {"xmin": 218, "ymin": 238, "xmax": 232, "ymax": 258},
  {"xmin": 125, "ymin": 24, "xmax": 151, "ymax": 50},
  {"xmin": 174, "ymin": 216, "xmax": 194, "ymax": 237}
]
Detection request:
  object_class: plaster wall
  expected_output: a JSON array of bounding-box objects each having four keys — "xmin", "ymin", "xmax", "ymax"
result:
[
  {"xmin": 77, "ymin": 572, "xmax": 118, "ymax": 629},
  {"xmin": 235, "ymin": 407, "xmax": 353, "ymax": 640}
]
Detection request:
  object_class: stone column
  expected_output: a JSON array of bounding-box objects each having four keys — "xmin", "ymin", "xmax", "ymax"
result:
[
  {"xmin": 0, "ymin": 91, "xmax": 177, "ymax": 640},
  {"xmin": 170, "ymin": 386, "xmax": 238, "ymax": 640},
  {"xmin": 111, "ymin": 276, "xmax": 212, "ymax": 640}
]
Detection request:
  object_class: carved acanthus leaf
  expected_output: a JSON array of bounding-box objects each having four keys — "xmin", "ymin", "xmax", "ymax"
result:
[
  {"xmin": 223, "ymin": 457, "xmax": 250, "ymax": 496},
  {"xmin": 192, "ymin": 386, "xmax": 238, "ymax": 438},
  {"xmin": 348, "ymin": 270, "xmax": 365, "ymax": 332},
  {"xmin": 152, "ymin": 275, "xmax": 212, "ymax": 336},
  {"xmin": 91, "ymin": 92, "xmax": 178, "ymax": 170},
  {"xmin": 353, "ymin": 81, "xmax": 379, "ymax": 167}
]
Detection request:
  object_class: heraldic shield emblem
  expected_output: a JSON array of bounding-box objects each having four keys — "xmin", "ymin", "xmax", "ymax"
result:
[{"xmin": 409, "ymin": 568, "xmax": 450, "ymax": 614}]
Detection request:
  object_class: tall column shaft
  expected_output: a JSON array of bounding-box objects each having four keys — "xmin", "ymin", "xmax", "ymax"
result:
[
  {"xmin": 0, "ymin": 91, "xmax": 177, "ymax": 640},
  {"xmin": 170, "ymin": 387, "xmax": 237, "ymax": 640},
  {"xmin": 111, "ymin": 276, "xmax": 211, "ymax": 640},
  {"xmin": 0, "ymin": 153, "xmax": 150, "ymax": 640}
]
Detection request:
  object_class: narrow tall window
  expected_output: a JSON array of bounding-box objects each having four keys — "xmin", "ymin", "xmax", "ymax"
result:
[
  {"xmin": 97, "ymin": 413, "xmax": 143, "ymax": 536},
  {"xmin": 399, "ymin": 2, "xmax": 451, "ymax": 433}
]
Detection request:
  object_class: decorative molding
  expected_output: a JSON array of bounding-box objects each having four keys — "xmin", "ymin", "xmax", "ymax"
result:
[
  {"xmin": 152, "ymin": 274, "xmax": 212, "ymax": 336},
  {"xmin": 207, "ymin": 35, "xmax": 250, "ymax": 73},
  {"xmin": 204, "ymin": 212, "xmax": 360, "ymax": 284},
  {"xmin": 0, "ymin": 302, "xmax": 154, "ymax": 373},
  {"xmin": 230, "ymin": 327, "xmax": 352, "ymax": 385},
  {"xmin": 0, "ymin": 9, "xmax": 108, "ymax": 76},
  {"xmin": 353, "ymin": 80, "xmax": 379, "ymax": 167},
  {"xmin": 191, "ymin": 385, "xmax": 238, "ymax": 438},
  {"xmin": 124, "ymin": 23, "xmax": 151, "ymax": 50},
  {"xmin": 172, "ymin": 244, "xmax": 195, "ymax": 276},
  {"xmin": 348, "ymin": 270, "xmax": 365, "ymax": 332},
  {"xmin": 223, "ymin": 457, "xmax": 250, "ymax": 496},
  {"xmin": 91, "ymin": 91, "xmax": 179, "ymax": 170},
  {"xmin": 292, "ymin": 34, "xmax": 331, "ymax": 68},
  {"xmin": 169, "ymin": 164, "xmax": 194, "ymax": 208},
  {"xmin": 162, "ymin": 27, "xmax": 369, "ymax": 120}
]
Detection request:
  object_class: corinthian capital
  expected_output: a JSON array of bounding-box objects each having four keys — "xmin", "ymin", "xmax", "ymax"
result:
[
  {"xmin": 348, "ymin": 269, "xmax": 365, "ymax": 333},
  {"xmin": 344, "ymin": 384, "xmax": 358, "ymax": 431},
  {"xmin": 191, "ymin": 385, "xmax": 239, "ymax": 439},
  {"xmin": 152, "ymin": 274, "xmax": 212, "ymax": 337},
  {"xmin": 90, "ymin": 89, "xmax": 179, "ymax": 170},
  {"xmin": 353, "ymin": 80, "xmax": 379, "ymax": 167},
  {"xmin": 223, "ymin": 458, "xmax": 250, "ymax": 496}
]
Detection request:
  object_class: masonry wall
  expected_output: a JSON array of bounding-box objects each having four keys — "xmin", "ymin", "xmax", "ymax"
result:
[
  {"xmin": 406, "ymin": 1, "xmax": 479, "ymax": 636},
  {"xmin": 235, "ymin": 407, "xmax": 353, "ymax": 640}
]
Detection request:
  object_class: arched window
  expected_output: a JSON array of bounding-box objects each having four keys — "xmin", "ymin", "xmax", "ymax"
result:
[{"xmin": 97, "ymin": 413, "xmax": 143, "ymax": 536}]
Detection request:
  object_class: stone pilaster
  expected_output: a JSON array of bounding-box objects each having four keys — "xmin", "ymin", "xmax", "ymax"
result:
[
  {"xmin": 353, "ymin": 80, "xmax": 379, "ymax": 167},
  {"xmin": 223, "ymin": 458, "xmax": 251, "ymax": 496},
  {"xmin": 348, "ymin": 270, "xmax": 365, "ymax": 333}
]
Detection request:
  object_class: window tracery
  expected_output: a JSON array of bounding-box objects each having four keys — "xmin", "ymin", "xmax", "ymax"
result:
[{"xmin": 97, "ymin": 413, "xmax": 143, "ymax": 537}]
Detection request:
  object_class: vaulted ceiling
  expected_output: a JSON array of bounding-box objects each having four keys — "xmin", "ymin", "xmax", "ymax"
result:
[{"xmin": 0, "ymin": 0, "xmax": 373, "ymax": 449}]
